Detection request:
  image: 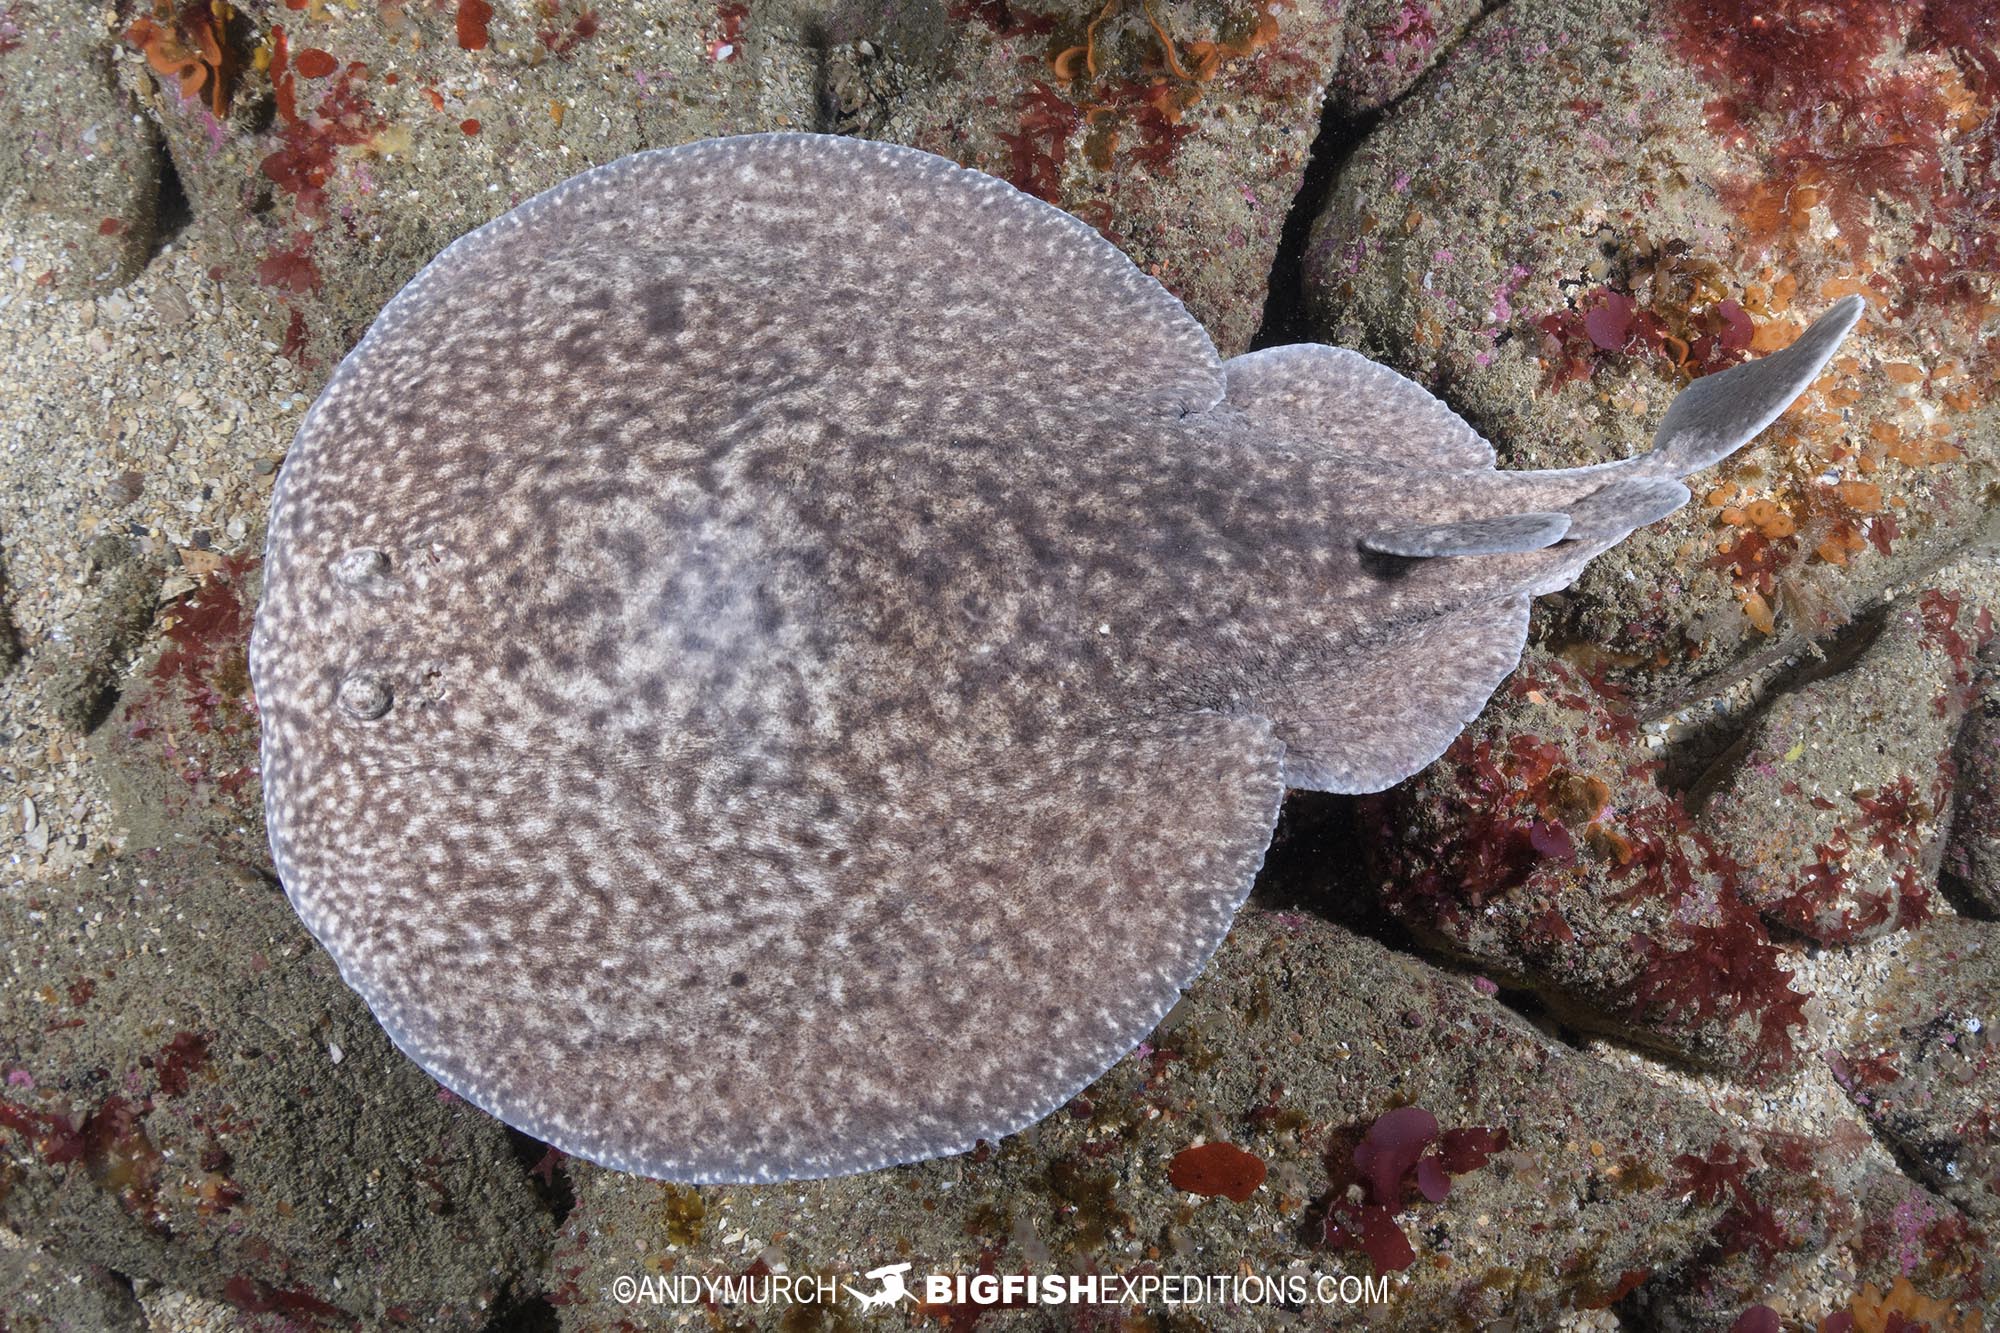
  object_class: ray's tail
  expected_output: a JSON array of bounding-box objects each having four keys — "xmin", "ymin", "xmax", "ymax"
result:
[{"xmin": 1357, "ymin": 294, "xmax": 1866, "ymax": 562}]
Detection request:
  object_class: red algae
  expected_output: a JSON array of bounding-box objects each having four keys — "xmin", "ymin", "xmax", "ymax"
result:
[
  {"xmin": 255, "ymin": 234, "xmax": 321, "ymax": 293},
  {"xmin": 150, "ymin": 555, "xmax": 255, "ymax": 720},
  {"xmin": 154, "ymin": 1031, "xmax": 211, "ymax": 1098},
  {"xmin": 1671, "ymin": 0, "xmax": 1899, "ymax": 122},
  {"xmin": 537, "ymin": 4, "xmax": 600, "ymax": 59},
  {"xmin": 1668, "ymin": 1132, "xmax": 1841, "ymax": 1308},
  {"xmin": 1911, "ymin": 0, "xmax": 1999, "ymax": 95},
  {"xmin": 998, "ymin": 81, "xmax": 1081, "ymax": 203},
  {"xmin": 223, "ymin": 1277, "xmax": 351, "ymax": 1323},
  {"xmin": 1628, "ymin": 913, "xmax": 1808, "ymax": 1074},
  {"xmin": 294, "ymin": 46, "xmax": 337, "ymax": 79},
  {"xmin": 950, "ymin": 0, "xmax": 1057, "ymax": 40},
  {"xmin": 1536, "ymin": 281, "xmax": 1756, "ymax": 388},
  {"xmin": 1674, "ymin": 1139, "xmax": 1755, "ymax": 1207},
  {"xmin": 280, "ymin": 308, "xmax": 309, "ymax": 365},
  {"xmin": 1167, "ymin": 1141, "xmax": 1266, "ymax": 1201},
  {"xmin": 1917, "ymin": 588, "xmax": 1992, "ymax": 713},
  {"xmin": 1671, "ymin": 0, "xmax": 1999, "ymax": 332},
  {"xmin": 710, "ymin": 2, "xmax": 747, "ymax": 60},
  {"xmin": 260, "ymin": 34, "xmax": 387, "ymax": 218},
  {"xmin": 1730, "ymin": 1306, "xmax": 1781, "ymax": 1333},
  {"xmin": 456, "ymin": 0, "xmax": 494, "ymax": 51},
  {"xmin": 123, "ymin": 555, "xmax": 261, "ymax": 804},
  {"xmin": 1353, "ymin": 1105, "xmax": 1438, "ymax": 1205},
  {"xmin": 0, "ymin": 1091, "xmax": 171, "ymax": 1233},
  {"xmin": 1319, "ymin": 1106, "xmax": 1508, "ymax": 1273}
]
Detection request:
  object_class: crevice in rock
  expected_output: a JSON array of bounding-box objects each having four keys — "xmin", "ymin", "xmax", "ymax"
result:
[
  {"xmin": 1249, "ymin": 0, "xmax": 1521, "ymax": 352},
  {"xmin": 1247, "ymin": 99, "xmax": 1381, "ymax": 353},
  {"xmin": 505, "ymin": 1128, "xmax": 577, "ymax": 1229},
  {"xmin": 1249, "ymin": 793, "xmax": 1601, "ymax": 1049},
  {"xmin": 1658, "ymin": 605, "xmax": 1890, "ymax": 809},
  {"xmin": 0, "ymin": 551, "xmax": 21, "ymax": 677},
  {"xmin": 1248, "ymin": 791, "xmax": 1780, "ymax": 1080},
  {"xmin": 1839, "ymin": 1099, "xmax": 1965, "ymax": 1217},
  {"xmin": 1937, "ymin": 673, "xmax": 1999, "ymax": 919},
  {"xmin": 1247, "ymin": 791, "xmax": 1384, "ymax": 927},
  {"xmin": 1638, "ymin": 520, "xmax": 2000, "ymax": 788},
  {"xmin": 803, "ymin": 18, "xmax": 842, "ymax": 134},
  {"xmin": 479, "ymin": 1292, "xmax": 560, "ymax": 1333},
  {"xmin": 149, "ymin": 147, "xmax": 193, "ymax": 262},
  {"xmin": 1483, "ymin": 980, "xmax": 1595, "ymax": 1053},
  {"xmin": 1933, "ymin": 869, "xmax": 1997, "ymax": 921}
]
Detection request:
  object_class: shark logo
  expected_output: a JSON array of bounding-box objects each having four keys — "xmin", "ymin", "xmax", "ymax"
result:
[{"xmin": 845, "ymin": 1262, "xmax": 915, "ymax": 1312}]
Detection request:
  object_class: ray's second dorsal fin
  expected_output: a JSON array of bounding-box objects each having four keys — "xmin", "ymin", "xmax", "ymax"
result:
[{"xmin": 1560, "ymin": 476, "xmax": 1691, "ymax": 541}]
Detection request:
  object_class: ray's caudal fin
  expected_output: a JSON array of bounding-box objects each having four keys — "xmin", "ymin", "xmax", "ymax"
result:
[
  {"xmin": 1359, "ymin": 297, "xmax": 1864, "ymax": 560},
  {"xmin": 1641, "ymin": 294, "xmax": 1865, "ymax": 478}
]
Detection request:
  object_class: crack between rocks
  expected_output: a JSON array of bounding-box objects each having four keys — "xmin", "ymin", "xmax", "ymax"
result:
[
  {"xmin": 1250, "ymin": 0, "xmax": 1516, "ymax": 351},
  {"xmin": 1650, "ymin": 520, "xmax": 2000, "ymax": 801},
  {"xmin": 1248, "ymin": 98, "xmax": 1381, "ymax": 353}
]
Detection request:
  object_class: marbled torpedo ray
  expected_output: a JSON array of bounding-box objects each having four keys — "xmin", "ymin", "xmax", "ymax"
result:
[{"xmin": 249, "ymin": 132, "xmax": 1861, "ymax": 1183}]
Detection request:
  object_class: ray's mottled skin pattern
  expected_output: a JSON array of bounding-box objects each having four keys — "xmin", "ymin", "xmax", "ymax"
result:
[{"xmin": 251, "ymin": 134, "xmax": 1862, "ymax": 1182}]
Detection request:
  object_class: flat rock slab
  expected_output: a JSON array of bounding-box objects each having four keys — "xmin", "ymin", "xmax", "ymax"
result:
[
  {"xmin": 548, "ymin": 908, "xmax": 1733, "ymax": 1330},
  {"xmin": 1835, "ymin": 915, "xmax": 2000, "ymax": 1229},
  {"xmin": 0, "ymin": 844, "xmax": 552, "ymax": 1329},
  {"xmin": 1698, "ymin": 589, "xmax": 1993, "ymax": 943},
  {"xmin": 1303, "ymin": 0, "xmax": 2000, "ymax": 702},
  {"xmin": 0, "ymin": 4, "xmax": 160, "ymax": 293}
]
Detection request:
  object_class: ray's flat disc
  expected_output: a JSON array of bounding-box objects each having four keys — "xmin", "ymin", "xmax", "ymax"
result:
[{"xmin": 251, "ymin": 133, "xmax": 1865, "ymax": 1182}]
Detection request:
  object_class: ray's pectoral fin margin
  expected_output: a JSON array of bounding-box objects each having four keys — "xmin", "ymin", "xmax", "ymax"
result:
[{"xmin": 1255, "ymin": 596, "xmax": 1533, "ymax": 794}]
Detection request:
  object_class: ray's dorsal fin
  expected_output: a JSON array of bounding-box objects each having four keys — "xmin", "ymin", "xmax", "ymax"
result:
[
  {"xmin": 1643, "ymin": 294, "xmax": 1865, "ymax": 477},
  {"xmin": 1560, "ymin": 476, "xmax": 1692, "ymax": 540},
  {"xmin": 1362, "ymin": 511, "xmax": 1570, "ymax": 558},
  {"xmin": 1220, "ymin": 342, "xmax": 1496, "ymax": 470}
]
